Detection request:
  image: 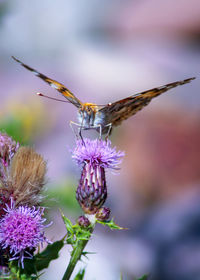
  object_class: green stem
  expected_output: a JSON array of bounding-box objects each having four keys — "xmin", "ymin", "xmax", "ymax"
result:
[{"xmin": 62, "ymin": 229, "xmax": 93, "ymax": 280}]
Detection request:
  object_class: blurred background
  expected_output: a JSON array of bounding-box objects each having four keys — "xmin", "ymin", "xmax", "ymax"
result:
[{"xmin": 0, "ymin": 0, "xmax": 200, "ymax": 279}]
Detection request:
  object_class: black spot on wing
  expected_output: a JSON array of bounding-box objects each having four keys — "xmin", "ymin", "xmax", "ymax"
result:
[{"xmin": 59, "ymin": 86, "xmax": 67, "ymax": 93}]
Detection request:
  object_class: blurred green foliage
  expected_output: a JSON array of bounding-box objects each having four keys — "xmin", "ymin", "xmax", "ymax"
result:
[
  {"xmin": 44, "ymin": 179, "xmax": 80, "ymax": 214},
  {"xmin": 0, "ymin": 98, "xmax": 51, "ymax": 144},
  {"xmin": 0, "ymin": 115, "xmax": 29, "ymax": 144}
]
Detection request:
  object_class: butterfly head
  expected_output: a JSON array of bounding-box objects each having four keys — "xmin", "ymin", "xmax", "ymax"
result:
[
  {"xmin": 78, "ymin": 103, "xmax": 99, "ymax": 128},
  {"xmin": 81, "ymin": 103, "xmax": 98, "ymax": 113}
]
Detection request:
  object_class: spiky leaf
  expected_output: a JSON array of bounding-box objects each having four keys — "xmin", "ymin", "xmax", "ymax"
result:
[
  {"xmin": 34, "ymin": 239, "xmax": 64, "ymax": 271},
  {"xmin": 97, "ymin": 218, "xmax": 125, "ymax": 230},
  {"xmin": 18, "ymin": 239, "xmax": 64, "ymax": 276}
]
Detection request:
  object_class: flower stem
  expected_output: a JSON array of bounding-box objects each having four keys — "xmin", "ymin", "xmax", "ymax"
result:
[{"xmin": 62, "ymin": 229, "xmax": 93, "ymax": 280}]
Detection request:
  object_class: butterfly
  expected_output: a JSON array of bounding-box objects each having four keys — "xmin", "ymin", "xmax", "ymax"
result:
[{"xmin": 12, "ymin": 56, "xmax": 195, "ymax": 136}]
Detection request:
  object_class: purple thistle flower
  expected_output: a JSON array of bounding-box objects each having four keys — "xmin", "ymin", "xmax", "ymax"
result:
[
  {"xmin": 0, "ymin": 200, "xmax": 52, "ymax": 268},
  {"xmin": 72, "ymin": 139, "xmax": 124, "ymax": 169},
  {"xmin": 72, "ymin": 139, "xmax": 124, "ymax": 214}
]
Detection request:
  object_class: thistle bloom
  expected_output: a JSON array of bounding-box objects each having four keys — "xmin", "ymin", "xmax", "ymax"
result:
[
  {"xmin": 0, "ymin": 200, "xmax": 51, "ymax": 268},
  {"xmin": 72, "ymin": 139, "xmax": 124, "ymax": 215}
]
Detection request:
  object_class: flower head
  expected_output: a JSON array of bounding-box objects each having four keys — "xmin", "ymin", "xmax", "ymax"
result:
[
  {"xmin": 9, "ymin": 146, "xmax": 47, "ymax": 206},
  {"xmin": 73, "ymin": 139, "xmax": 124, "ymax": 214},
  {"xmin": 0, "ymin": 201, "xmax": 51, "ymax": 268},
  {"xmin": 72, "ymin": 139, "xmax": 124, "ymax": 169}
]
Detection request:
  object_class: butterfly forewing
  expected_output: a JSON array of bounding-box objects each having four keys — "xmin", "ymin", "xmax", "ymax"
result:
[
  {"xmin": 12, "ymin": 56, "xmax": 82, "ymax": 108},
  {"xmin": 99, "ymin": 77, "xmax": 195, "ymax": 127}
]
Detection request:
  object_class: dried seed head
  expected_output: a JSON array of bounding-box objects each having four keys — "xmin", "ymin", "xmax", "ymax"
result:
[{"xmin": 9, "ymin": 147, "xmax": 47, "ymax": 206}]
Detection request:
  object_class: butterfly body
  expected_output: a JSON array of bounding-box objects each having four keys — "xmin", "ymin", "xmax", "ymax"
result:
[
  {"xmin": 77, "ymin": 103, "xmax": 110, "ymax": 134},
  {"xmin": 12, "ymin": 56, "xmax": 195, "ymax": 135}
]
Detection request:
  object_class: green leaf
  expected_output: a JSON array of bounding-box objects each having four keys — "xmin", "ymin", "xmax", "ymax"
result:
[
  {"xmin": 73, "ymin": 268, "xmax": 85, "ymax": 280},
  {"xmin": 138, "ymin": 275, "xmax": 149, "ymax": 280},
  {"xmin": 34, "ymin": 239, "xmax": 64, "ymax": 271},
  {"xmin": 19, "ymin": 239, "xmax": 64, "ymax": 276},
  {"xmin": 62, "ymin": 215, "xmax": 74, "ymax": 235},
  {"xmin": 61, "ymin": 214, "xmax": 92, "ymax": 248},
  {"xmin": 97, "ymin": 218, "xmax": 125, "ymax": 230},
  {"xmin": 9, "ymin": 264, "xmax": 38, "ymax": 280},
  {"xmin": 76, "ymin": 228, "xmax": 91, "ymax": 241}
]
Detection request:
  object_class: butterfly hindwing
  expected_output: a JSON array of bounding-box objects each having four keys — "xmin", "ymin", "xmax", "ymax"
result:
[
  {"xmin": 100, "ymin": 77, "xmax": 195, "ymax": 127},
  {"xmin": 12, "ymin": 56, "xmax": 82, "ymax": 108}
]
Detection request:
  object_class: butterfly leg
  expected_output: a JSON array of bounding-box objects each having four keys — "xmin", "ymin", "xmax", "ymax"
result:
[
  {"xmin": 105, "ymin": 123, "xmax": 112, "ymax": 141},
  {"xmin": 69, "ymin": 121, "xmax": 80, "ymax": 140},
  {"xmin": 78, "ymin": 127, "xmax": 86, "ymax": 146},
  {"xmin": 98, "ymin": 124, "xmax": 102, "ymax": 140},
  {"xmin": 70, "ymin": 121, "xmax": 86, "ymax": 145}
]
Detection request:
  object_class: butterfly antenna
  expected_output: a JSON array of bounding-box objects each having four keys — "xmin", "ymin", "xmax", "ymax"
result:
[{"xmin": 36, "ymin": 92, "xmax": 70, "ymax": 103}]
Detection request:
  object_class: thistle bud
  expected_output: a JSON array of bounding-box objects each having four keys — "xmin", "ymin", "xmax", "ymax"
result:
[
  {"xmin": 72, "ymin": 139, "xmax": 124, "ymax": 215},
  {"xmin": 95, "ymin": 207, "xmax": 111, "ymax": 221},
  {"xmin": 76, "ymin": 162, "xmax": 107, "ymax": 214},
  {"xmin": 78, "ymin": 215, "xmax": 90, "ymax": 228}
]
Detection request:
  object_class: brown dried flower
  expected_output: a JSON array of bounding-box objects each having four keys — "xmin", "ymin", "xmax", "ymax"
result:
[{"xmin": 8, "ymin": 146, "xmax": 47, "ymax": 206}]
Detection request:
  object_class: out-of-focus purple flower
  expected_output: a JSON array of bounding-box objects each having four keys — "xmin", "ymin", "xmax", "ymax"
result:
[
  {"xmin": 73, "ymin": 139, "xmax": 124, "ymax": 214},
  {"xmin": 0, "ymin": 200, "xmax": 52, "ymax": 268},
  {"xmin": 0, "ymin": 133, "xmax": 19, "ymax": 181}
]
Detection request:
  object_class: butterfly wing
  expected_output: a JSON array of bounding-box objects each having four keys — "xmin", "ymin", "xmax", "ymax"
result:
[
  {"xmin": 12, "ymin": 56, "xmax": 82, "ymax": 108},
  {"xmin": 99, "ymin": 77, "xmax": 195, "ymax": 127}
]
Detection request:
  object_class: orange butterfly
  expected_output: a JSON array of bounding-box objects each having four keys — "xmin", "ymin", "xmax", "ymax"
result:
[{"xmin": 12, "ymin": 56, "xmax": 195, "ymax": 135}]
